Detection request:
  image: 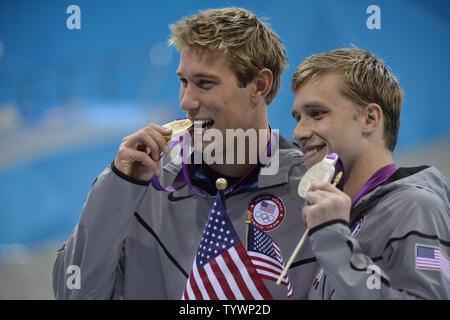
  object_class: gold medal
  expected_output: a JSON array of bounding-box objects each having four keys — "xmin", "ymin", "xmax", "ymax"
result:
[{"xmin": 162, "ymin": 119, "xmax": 193, "ymax": 140}]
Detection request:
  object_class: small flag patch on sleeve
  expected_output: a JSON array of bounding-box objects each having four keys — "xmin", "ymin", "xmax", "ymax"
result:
[{"xmin": 415, "ymin": 244, "xmax": 449, "ymax": 280}]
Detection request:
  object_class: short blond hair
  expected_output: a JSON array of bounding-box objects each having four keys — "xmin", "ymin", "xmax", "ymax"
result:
[
  {"xmin": 291, "ymin": 48, "xmax": 403, "ymax": 151},
  {"xmin": 169, "ymin": 7, "xmax": 287, "ymax": 105}
]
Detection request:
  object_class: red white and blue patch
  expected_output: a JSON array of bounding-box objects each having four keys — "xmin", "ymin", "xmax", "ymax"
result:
[
  {"xmin": 247, "ymin": 195, "xmax": 286, "ymax": 232},
  {"xmin": 415, "ymin": 244, "xmax": 450, "ymax": 280}
]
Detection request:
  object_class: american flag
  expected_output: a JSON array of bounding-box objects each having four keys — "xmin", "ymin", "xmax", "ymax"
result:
[
  {"xmin": 247, "ymin": 224, "xmax": 293, "ymax": 297},
  {"xmin": 259, "ymin": 201, "xmax": 276, "ymax": 214},
  {"xmin": 416, "ymin": 245, "xmax": 450, "ymax": 280},
  {"xmin": 182, "ymin": 193, "xmax": 273, "ymax": 300}
]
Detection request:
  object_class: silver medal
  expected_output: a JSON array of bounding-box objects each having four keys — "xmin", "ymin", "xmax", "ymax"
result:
[{"xmin": 297, "ymin": 156, "xmax": 338, "ymax": 198}]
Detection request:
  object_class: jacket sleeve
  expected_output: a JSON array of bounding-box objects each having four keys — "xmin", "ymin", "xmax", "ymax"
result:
[
  {"xmin": 51, "ymin": 163, "xmax": 150, "ymax": 299},
  {"xmin": 308, "ymin": 189, "xmax": 450, "ymax": 300}
]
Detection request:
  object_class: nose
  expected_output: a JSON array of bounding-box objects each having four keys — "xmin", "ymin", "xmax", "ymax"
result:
[
  {"xmin": 179, "ymin": 84, "xmax": 200, "ymax": 113},
  {"xmin": 292, "ymin": 117, "xmax": 313, "ymax": 145}
]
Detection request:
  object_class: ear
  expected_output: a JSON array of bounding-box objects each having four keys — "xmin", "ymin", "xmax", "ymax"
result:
[
  {"xmin": 250, "ymin": 68, "xmax": 273, "ymax": 106},
  {"xmin": 361, "ymin": 103, "xmax": 383, "ymax": 135}
]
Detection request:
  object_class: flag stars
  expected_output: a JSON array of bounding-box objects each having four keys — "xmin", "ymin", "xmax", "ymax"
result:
[{"xmin": 195, "ymin": 198, "xmax": 241, "ymax": 267}]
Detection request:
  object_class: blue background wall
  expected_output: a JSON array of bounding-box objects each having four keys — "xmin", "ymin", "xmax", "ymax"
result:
[{"xmin": 0, "ymin": 0, "xmax": 449, "ymax": 251}]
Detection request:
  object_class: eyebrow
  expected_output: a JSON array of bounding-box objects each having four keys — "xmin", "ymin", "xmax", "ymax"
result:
[
  {"xmin": 294, "ymin": 102, "xmax": 329, "ymax": 112},
  {"xmin": 303, "ymin": 102, "xmax": 329, "ymax": 110},
  {"xmin": 292, "ymin": 102, "xmax": 330, "ymax": 119},
  {"xmin": 176, "ymin": 71, "xmax": 221, "ymax": 81}
]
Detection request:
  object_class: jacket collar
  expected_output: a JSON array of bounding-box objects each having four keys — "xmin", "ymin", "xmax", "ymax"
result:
[{"xmin": 162, "ymin": 131, "xmax": 305, "ymax": 193}]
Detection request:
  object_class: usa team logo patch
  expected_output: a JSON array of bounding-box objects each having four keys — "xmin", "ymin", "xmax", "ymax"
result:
[{"xmin": 247, "ymin": 195, "xmax": 286, "ymax": 232}]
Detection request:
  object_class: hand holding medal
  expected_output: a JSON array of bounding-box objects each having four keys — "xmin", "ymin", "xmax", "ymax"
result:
[
  {"xmin": 113, "ymin": 119, "xmax": 193, "ymax": 181},
  {"xmin": 277, "ymin": 154, "xmax": 343, "ymax": 285}
]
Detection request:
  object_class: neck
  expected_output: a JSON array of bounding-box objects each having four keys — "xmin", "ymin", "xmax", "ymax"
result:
[
  {"xmin": 209, "ymin": 162, "xmax": 257, "ymax": 178},
  {"xmin": 343, "ymin": 148, "xmax": 394, "ymax": 201}
]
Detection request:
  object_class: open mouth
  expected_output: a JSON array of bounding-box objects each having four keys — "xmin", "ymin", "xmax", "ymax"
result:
[
  {"xmin": 194, "ymin": 119, "xmax": 215, "ymax": 131},
  {"xmin": 302, "ymin": 144, "xmax": 326, "ymax": 163}
]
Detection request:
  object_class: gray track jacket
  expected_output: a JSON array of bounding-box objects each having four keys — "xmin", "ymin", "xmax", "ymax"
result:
[
  {"xmin": 52, "ymin": 133, "xmax": 319, "ymax": 299},
  {"xmin": 308, "ymin": 166, "xmax": 450, "ymax": 299}
]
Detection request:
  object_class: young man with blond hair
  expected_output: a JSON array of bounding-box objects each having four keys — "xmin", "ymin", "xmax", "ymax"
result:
[
  {"xmin": 291, "ymin": 48, "xmax": 449, "ymax": 299},
  {"xmin": 53, "ymin": 7, "xmax": 317, "ymax": 299}
]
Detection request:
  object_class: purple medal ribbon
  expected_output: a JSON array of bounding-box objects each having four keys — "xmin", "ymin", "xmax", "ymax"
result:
[
  {"xmin": 150, "ymin": 136, "xmax": 187, "ymax": 192},
  {"xmin": 151, "ymin": 130, "xmax": 276, "ymax": 199},
  {"xmin": 312, "ymin": 163, "xmax": 396, "ymax": 287},
  {"xmin": 351, "ymin": 163, "xmax": 397, "ymax": 208}
]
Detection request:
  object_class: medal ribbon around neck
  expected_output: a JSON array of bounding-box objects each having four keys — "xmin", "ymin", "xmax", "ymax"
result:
[
  {"xmin": 351, "ymin": 163, "xmax": 397, "ymax": 208},
  {"xmin": 150, "ymin": 124, "xmax": 276, "ymax": 199}
]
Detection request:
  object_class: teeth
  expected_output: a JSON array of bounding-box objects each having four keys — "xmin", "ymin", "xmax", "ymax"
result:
[
  {"xmin": 304, "ymin": 147, "xmax": 322, "ymax": 157},
  {"xmin": 194, "ymin": 119, "xmax": 214, "ymax": 128},
  {"xmin": 304, "ymin": 149, "xmax": 317, "ymax": 157}
]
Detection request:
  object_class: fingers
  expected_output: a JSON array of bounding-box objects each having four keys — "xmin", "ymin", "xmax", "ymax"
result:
[
  {"xmin": 305, "ymin": 181, "xmax": 339, "ymax": 205},
  {"xmin": 302, "ymin": 182, "xmax": 351, "ymax": 229},
  {"xmin": 128, "ymin": 149, "xmax": 160, "ymax": 175},
  {"xmin": 134, "ymin": 131, "xmax": 160, "ymax": 161},
  {"xmin": 145, "ymin": 125, "xmax": 171, "ymax": 159},
  {"xmin": 116, "ymin": 144, "xmax": 159, "ymax": 173},
  {"xmin": 308, "ymin": 181, "xmax": 338, "ymax": 193},
  {"xmin": 123, "ymin": 125, "xmax": 171, "ymax": 161},
  {"xmin": 305, "ymin": 189, "xmax": 330, "ymax": 206},
  {"xmin": 150, "ymin": 123, "xmax": 172, "ymax": 136},
  {"xmin": 114, "ymin": 123, "xmax": 173, "ymax": 179}
]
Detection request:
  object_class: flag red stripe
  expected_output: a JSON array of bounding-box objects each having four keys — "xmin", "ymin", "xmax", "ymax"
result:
[
  {"xmin": 234, "ymin": 243, "xmax": 273, "ymax": 300},
  {"xmin": 253, "ymin": 263, "xmax": 283, "ymax": 277},
  {"xmin": 198, "ymin": 266, "xmax": 219, "ymax": 300},
  {"xmin": 221, "ymin": 250, "xmax": 254, "ymax": 300},
  {"xmin": 249, "ymin": 254, "xmax": 282, "ymax": 271},
  {"xmin": 189, "ymin": 270, "xmax": 204, "ymax": 300},
  {"xmin": 209, "ymin": 258, "xmax": 236, "ymax": 300}
]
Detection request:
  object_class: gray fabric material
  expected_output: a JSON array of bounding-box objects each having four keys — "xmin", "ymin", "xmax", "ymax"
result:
[
  {"xmin": 52, "ymin": 133, "xmax": 319, "ymax": 299},
  {"xmin": 308, "ymin": 167, "xmax": 450, "ymax": 300}
]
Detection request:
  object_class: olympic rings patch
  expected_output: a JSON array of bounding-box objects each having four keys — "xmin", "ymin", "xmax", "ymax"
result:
[{"xmin": 247, "ymin": 195, "xmax": 286, "ymax": 232}]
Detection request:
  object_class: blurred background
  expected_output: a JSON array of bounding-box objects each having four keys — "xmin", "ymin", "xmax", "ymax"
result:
[{"xmin": 0, "ymin": 0, "xmax": 448, "ymax": 299}]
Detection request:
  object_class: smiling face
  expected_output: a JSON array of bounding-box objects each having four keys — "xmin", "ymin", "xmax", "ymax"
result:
[
  {"xmin": 291, "ymin": 73, "xmax": 364, "ymax": 171},
  {"xmin": 177, "ymin": 46, "xmax": 265, "ymax": 156}
]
